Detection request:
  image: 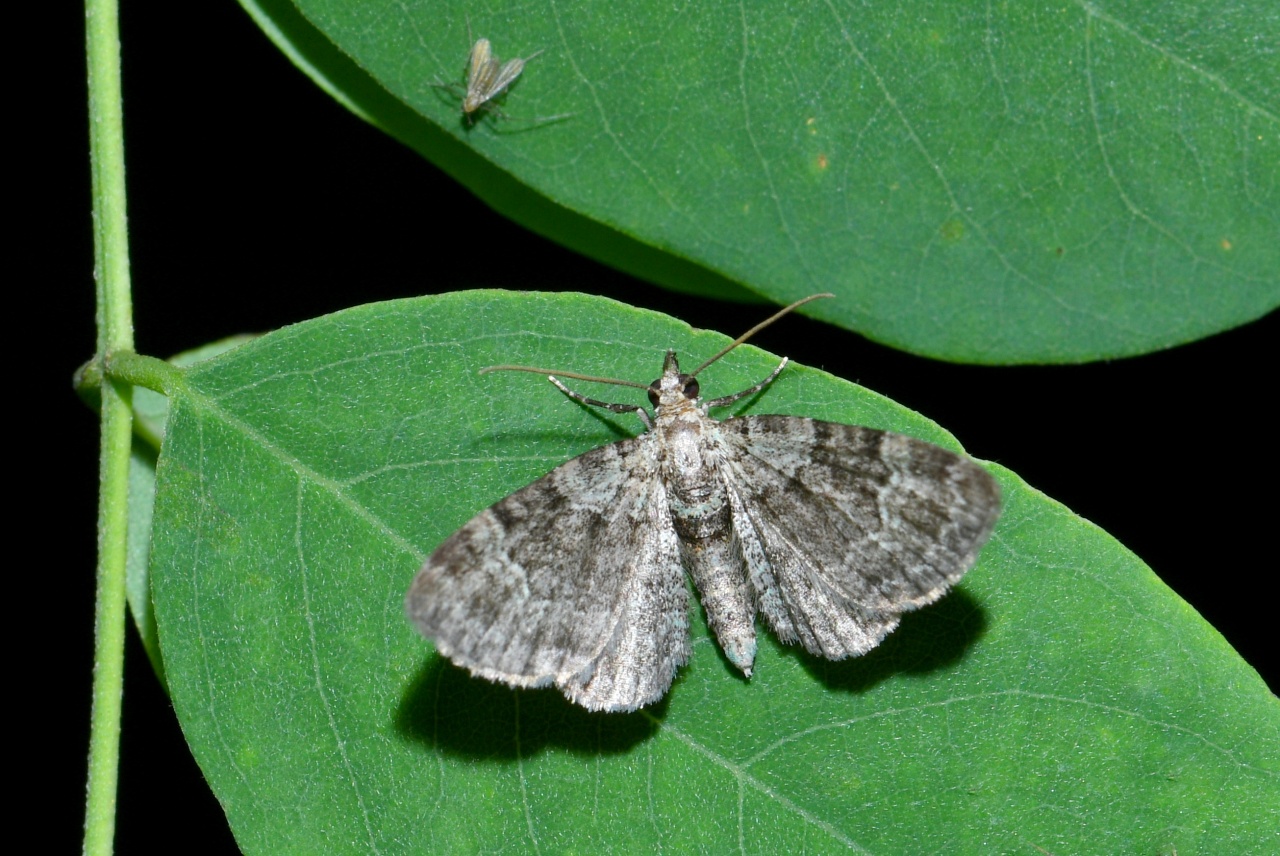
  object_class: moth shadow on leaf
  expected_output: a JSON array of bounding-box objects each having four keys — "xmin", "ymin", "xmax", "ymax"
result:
[
  {"xmin": 785, "ymin": 587, "xmax": 988, "ymax": 695},
  {"xmin": 395, "ymin": 654, "xmax": 664, "ymax": 759}
]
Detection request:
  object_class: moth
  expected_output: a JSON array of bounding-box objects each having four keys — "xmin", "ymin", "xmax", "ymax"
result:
[{"xmin": 406, "ymin": 296, "xmax": 1001, "ymax": 712}]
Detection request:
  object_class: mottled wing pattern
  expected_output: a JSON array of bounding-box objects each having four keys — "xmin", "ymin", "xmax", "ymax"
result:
[
  {"xmin": 406, "ymin": 436, "xmax": 690, "ymax": 712},
  {"xmin": 718, "ymin": 416, "xmax": 1000, "ymax": 659}
]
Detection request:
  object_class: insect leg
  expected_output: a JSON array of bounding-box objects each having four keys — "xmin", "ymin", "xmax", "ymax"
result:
[
  {"xmin": 549, "ymin": 376, "xmax": 654, "ymax": 430},
  {"xmin": 704, "ymin": 358, "xmax": 789, "ymax": 409}
]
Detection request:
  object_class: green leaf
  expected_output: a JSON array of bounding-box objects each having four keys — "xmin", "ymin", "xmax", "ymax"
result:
[
  {"xmin": 150, "ymin": 292, "xmax": 1277, "ymax": 854},
  {"xmin": 239, "ymin": 0, "xmax": 1279, "ymax": 363},
  {"xmin": 126, "ymin": 336, "xmax": 258, "ymax": 683}
]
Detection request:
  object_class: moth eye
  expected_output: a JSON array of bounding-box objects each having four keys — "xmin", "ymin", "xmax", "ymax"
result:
[
  {"xmin": 647, "ymin": 386, "xmax": 660, "ymax": 407},
  {"xmin": 683, "ymin": 377, "xmax": 700, "ymax": 399}
]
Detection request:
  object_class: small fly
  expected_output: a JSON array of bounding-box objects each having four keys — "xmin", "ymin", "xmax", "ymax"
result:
[
  {"xmin": 434, "ymin": 30, "xmax": 569, "ymax": 125},
  {"xmin": 460, "ymin": 37, "xmax": 539, "ymax": 117}
]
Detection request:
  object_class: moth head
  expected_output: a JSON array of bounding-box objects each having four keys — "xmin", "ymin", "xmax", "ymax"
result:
[{"xmin": 648, "ymin": 350, "xmax": 699, "ymax": 407}]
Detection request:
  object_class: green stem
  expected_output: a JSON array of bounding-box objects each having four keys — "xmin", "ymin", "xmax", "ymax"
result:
[
  {"xmin": 85, "ymin": 0, "xmax": 135, "ymax": 849},
  {"xmin": 107, "ymin": 351, "xmax": 185, "ymax": 395}
]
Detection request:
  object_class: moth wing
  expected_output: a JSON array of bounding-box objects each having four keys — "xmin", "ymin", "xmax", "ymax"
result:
[
  {"xmin": 406, "ymin": 436, "xmax": 690, "ymax": 712},
  {"xmin": 719, "ymin": 415, "xmax": 1000, "ymax": 659}
]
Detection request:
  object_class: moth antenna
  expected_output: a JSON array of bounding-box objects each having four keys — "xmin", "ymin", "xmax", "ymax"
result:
[
  {"xmin": 483, "ymin": 292, "xmax": 832, "ymax": 386},
  {"xmin": 480, "ymin": 364, "xmax": 650, "ymax": 391},
  {"xmin": 689, "ymin": 293, "xmax": 834, "ymax": 377}
]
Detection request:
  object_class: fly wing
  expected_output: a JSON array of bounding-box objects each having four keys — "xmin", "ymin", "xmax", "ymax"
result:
[
  {"xmin": 467, "ymin": 38, "xmax": 494, "ymax": 85},
  {"xmin": 406, "ymin": 435, "xmax": 690, "ymax": 712},
  {"xmin": 463, "ymin": 38, "xmax": 500, "ymax": 113},
  {"xmin": 718, "ymin": 415, "xmax": 1000, "ymax": 659},
  {"xmin": 485, "ymin": 58, "xmax": 527, "ymax": 100}
]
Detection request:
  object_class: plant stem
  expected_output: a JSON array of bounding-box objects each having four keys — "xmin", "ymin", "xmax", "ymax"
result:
[
  {"xmin": 85, "ymin": 0, "xmax": 135, "ymax": 849},
  {"xmin": 107, "ymin": 351, "xmax": 185, "ymax": 395}
]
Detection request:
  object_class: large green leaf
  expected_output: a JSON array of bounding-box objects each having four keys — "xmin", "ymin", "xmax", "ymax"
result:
[
  {"xmin": 238, "ymin": 0, "xmax": 1279, "ymax": 362},
  {"xmin": 149, "ymin": 292, "xmax": 1276, "ymax": 853},
  {"xmin": 126, "ymin": 337, "xmax": 258, "ymax": 684}
]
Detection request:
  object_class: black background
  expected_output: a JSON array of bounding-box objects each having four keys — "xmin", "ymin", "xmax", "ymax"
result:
[{"xmin": 48, "ymin": 3, "xmax": 1274, "ymax": 851}]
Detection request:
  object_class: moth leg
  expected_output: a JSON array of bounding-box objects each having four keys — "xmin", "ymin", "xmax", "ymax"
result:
[
  {"xmin": 704, "ymin": 358, "xmax": 788, "ymax": 409},
  {"xmin": 549, "ymin": 376, "xmax": 654, "ymax": 430}
]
